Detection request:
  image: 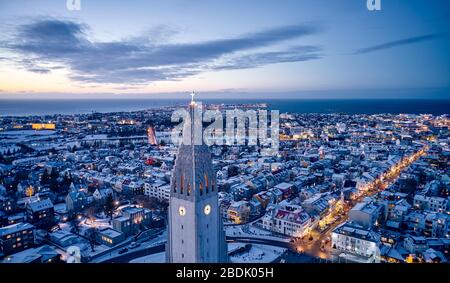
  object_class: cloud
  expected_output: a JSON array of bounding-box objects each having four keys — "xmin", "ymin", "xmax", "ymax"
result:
[
  {"xmin": 354, "ymin": 33, "xmax": 446, "ymax": 55},
  {"xmin": 1, "ymin": 18, "xmax": 322, "ymax": 84},
  {"xmin": 212, "ymin": 46, "xmax": 322, "ymax": 71}
]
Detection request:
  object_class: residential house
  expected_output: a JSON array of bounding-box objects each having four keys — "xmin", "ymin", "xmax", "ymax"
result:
[
  {"xmin": 144, "ymin": 180, "xmax": 170, "ymax": 201},
  {"xmin": 93, "ymin": 188, "xmax": 114, "ymax": 203},
  {"xmin": 2, "ymin": 244, "xmax": 61, "ymax": 263},
  {"xmin": 403, "ymin": 235, "xmax": 428, "ymax": 254},
  {"xmin": 331, "ymin": 222, "xmax": 381, "ymax": 263},
  {"xmin": 349, "ymin": 202, "xmax": 382, "ymax": 229},
  {"xmin": 26, "ymin": 199, "xmax": 55, "ymax": 228},
  {"xmin": 65, "ymin": 191, "xmax": 87, "ymax": 213},
  {"xmin": 262, "ymin": 204, "xmax": 312, "ymax": 237},
  {"xmin": 227, "ymin": 201, "xmax": 251, "ymax": 224},
  {"xmin": 113, "ymin": 206, "xmax": 152, "ymax": 236},
  {"xmin": 97, "ymin": 228, "xmax": 125, "ymax": 247},
  {"xmin": 0, "ymin": 222, "xmax": 35, "ymax": 256}
]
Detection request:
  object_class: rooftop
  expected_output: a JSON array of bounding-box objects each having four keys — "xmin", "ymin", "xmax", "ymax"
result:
[
  {"xmin": 27, "ymin": 198, "xmax": 53, "ymax": 212},
  {"xmin": 0, "ymin": 222, "xmax": 34, "ymax": 236}
]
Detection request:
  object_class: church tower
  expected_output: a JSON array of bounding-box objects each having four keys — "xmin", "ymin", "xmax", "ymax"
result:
[{"xmin": 166, "ymin": 94, "xmax": 228, "ymax": 263}]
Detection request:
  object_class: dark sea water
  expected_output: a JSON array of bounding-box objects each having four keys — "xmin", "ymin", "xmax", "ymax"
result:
[{"xmin": 0, "ymin": 99, "xmax": 449, "ymax": 117}]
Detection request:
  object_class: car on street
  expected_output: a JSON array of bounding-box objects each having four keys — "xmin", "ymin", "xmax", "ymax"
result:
[
  {"xmin": 129, "ymin": 242, "xmax": 141, "ymax": 249},
  {"xmin": 118, "ymin": 248, "xmax": 128, "ymax": 254}
]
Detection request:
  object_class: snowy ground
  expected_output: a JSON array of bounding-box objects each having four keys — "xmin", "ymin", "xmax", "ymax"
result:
[
  {"xmin": 129, "ymin": 252, "xmax": 165, "ymax": 263},
  {"xmin": 129, "ymin": 241, "xmax": 285, "ymax": 263},
  {"xmin": 59, "ymin": 215, "xmax": 112, "ymax": 236},
  {"xmin": 225, "ymin": 224, "xmax": 291, "ymax": 243},
  {"xmin": 90, "ymin": 230, "xmax": 167, "ymax": 263},
  {"xmin": 0, "ymin": 145, "xmax": 20, "ymax": 154},
  {"xmin": 53, "ymin": 203, "xmax": 67, "ymax": 211},
  {"xmin": 228, "ymin": 243, "xmax": 285, "ymax": 263},
  {"xmin": 0, "ymin": 130, "xmax": 56, "ymax": 136},
  {"xmin": 55, "ymin": 214, "xmax": 168, "ymax": 263}
]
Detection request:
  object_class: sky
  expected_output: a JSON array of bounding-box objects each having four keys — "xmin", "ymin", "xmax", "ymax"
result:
[{"xmin": 0, "ymin": 0, "xmax": 449, "ymax": 99}]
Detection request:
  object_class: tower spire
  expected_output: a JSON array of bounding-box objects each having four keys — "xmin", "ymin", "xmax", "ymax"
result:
[
  {"xmin": 167, "ymin": 95, "xmax": 228, "ymax": 263},
  {"xmin": 190, "ymin": 91, "xmax": 196, "ymax": 105}
]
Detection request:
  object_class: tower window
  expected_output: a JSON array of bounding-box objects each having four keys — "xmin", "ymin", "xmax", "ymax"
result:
[
  {"xmin": 182, "ymin": 253, "xmax": 184, "ymax": 258},
  {"xmin": 199, "ymin": 182, "xmax": 203, "ymax": 196},
  {"xmin": 181, "ymin": 225, "xmax": 183, "ymax": 230},
  {"xmin": 187, "ymin": 184, "xmax": 191, "ymax": 196},
  {"xmin": 180, "ymin": 175, "xmax": 184, "ymax": 195}
]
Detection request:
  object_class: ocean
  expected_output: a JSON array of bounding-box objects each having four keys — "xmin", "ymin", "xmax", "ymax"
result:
[{"xmin": 0, "ymin": 99, "xmax": 449, "ymax": 117}]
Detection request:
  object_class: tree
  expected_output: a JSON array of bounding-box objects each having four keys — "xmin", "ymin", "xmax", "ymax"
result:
[
  {"xmin": 41, "ymin": 170, "xmax": 50, "ymax": 185},
  {"xmin": 70, "ymin": 217, "xmax": 81, "ymax": 234},
  {"xmin": 228, "ymin": 165, "xmax": 239, "ymax": 177},
  {"xmin": 85, "ymin": 204, "xmax": 98, "ymax": 217},
  {"xmin": 48, "ymin": 168, "xmax": 60, "ymax": 193},
  {"xmin": 62, "ymin": 173, "xmax": 72, "ymax": 191},
  {"xmin": 104, "ymin": 194, "xmax": 115, "ymax": 224},
  {"xmin": 86, "ymin": 228, "xmax": 97, "ymax": 252}
]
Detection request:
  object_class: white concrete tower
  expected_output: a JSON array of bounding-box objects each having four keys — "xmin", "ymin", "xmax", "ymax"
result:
[{"xmin": 166, "ymin": 94, "xmax": 228, "ymax": 263}]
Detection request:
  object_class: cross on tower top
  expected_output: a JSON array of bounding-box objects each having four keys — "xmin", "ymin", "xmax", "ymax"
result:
[{"xmin": 190, "ymin": 91, "xmax": 196, "ymax": 105}]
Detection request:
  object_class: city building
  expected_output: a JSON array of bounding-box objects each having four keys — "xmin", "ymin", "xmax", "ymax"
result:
[
  {"xmin": 227, "ymin": 201, "xmax": 251, "ymax": 224},
  {"xmin": 262, "ymin": 204, "xmax": 312, "ymax": 237},
  {"xmin": 113, "ymin": 206, "xmax": 152, "ymax": 236},
  {"xmin": 331, "ymin": 222, "xmax": 381, "ymax": 263},
  {"xmin": 65, "ymin": 190, "xmax": 87, "ymax": 213},
  {"xmin": 349, "ymin": 202, "xmax": 382, "ymax": 229},
  {"xmin": 414, "ymin": 194, "xmax": 448, "ymax": 213},
  {"xmin": 26, "ymin": 199, "xmax": 55, "ymax": 227},
  {"xmin": 2, "ymin": 245, "xmax": 61, "ymax": 263},
  {"xmin": 0, "ymin": 222, "xmax": 35, "ymax": 256},
  {"xmin": 144, "ymin": 180, "xmax": 170, "ymax": 201},
  {"xmin": 93, "ymin": 188, "xmax": 114, "ymax": 203},
  {"xmin": 97, "ymin": 228, "xmax": 125, "ymax": 247}
]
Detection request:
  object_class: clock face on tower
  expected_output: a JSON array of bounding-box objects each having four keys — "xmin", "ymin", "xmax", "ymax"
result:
[
  {"xmin": 204, "ymin": 204, "xmax": 211, "ymax": 215},
  {"xmin": 179, "ymin": 206, "xmax": 186, "ymax": 216}
]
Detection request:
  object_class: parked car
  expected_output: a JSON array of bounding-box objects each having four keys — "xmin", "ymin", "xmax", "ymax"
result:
[
  {"xmin": 129, "ymin": 242, "xmax": 141, "ymax": 249},
  {"xmin": 118, "ymin": 248, "xmax": 128, "ymax": 254}
]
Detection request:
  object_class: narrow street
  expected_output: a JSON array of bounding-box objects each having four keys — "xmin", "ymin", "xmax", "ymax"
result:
[{"xmin": 293, "ymin": 146, "xmax": 428, "ymax": 259}]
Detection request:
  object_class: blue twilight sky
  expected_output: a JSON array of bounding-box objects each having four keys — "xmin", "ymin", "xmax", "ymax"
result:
[{"xmin": 0, "ymin": 0, "xmax": 449, "ymax": 99}]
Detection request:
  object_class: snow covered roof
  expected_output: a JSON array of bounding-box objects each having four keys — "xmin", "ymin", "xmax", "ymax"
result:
[
  {"xmin": 274, "ymin": 182, "xmax": 292, "ymax": 190},
  {"xmin": 27, "ymin": 198, "xmax": 53, "ymax": 212},
  {"xmin": 333, "ymin": 222, "xmax": 379, "ymax": 242},
  {"xmin": 0, "ymin": 222, "xmax": 34, "ymax": 236},
  {"xmin": 274, "ymin": 209, "xmax": 310, "ymax": 224},
  {"xmin": 98, "ymin": 228, "xmax": 123, "ymax": 239},
  {"xmin": 2, "ymin": 245, "xmax": 59, "ymax": 263}
]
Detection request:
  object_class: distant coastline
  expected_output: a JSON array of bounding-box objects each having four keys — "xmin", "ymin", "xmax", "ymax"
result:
[{"xmin": 0, "ymin": 98, "xmax": 449, "ymax": 117}]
